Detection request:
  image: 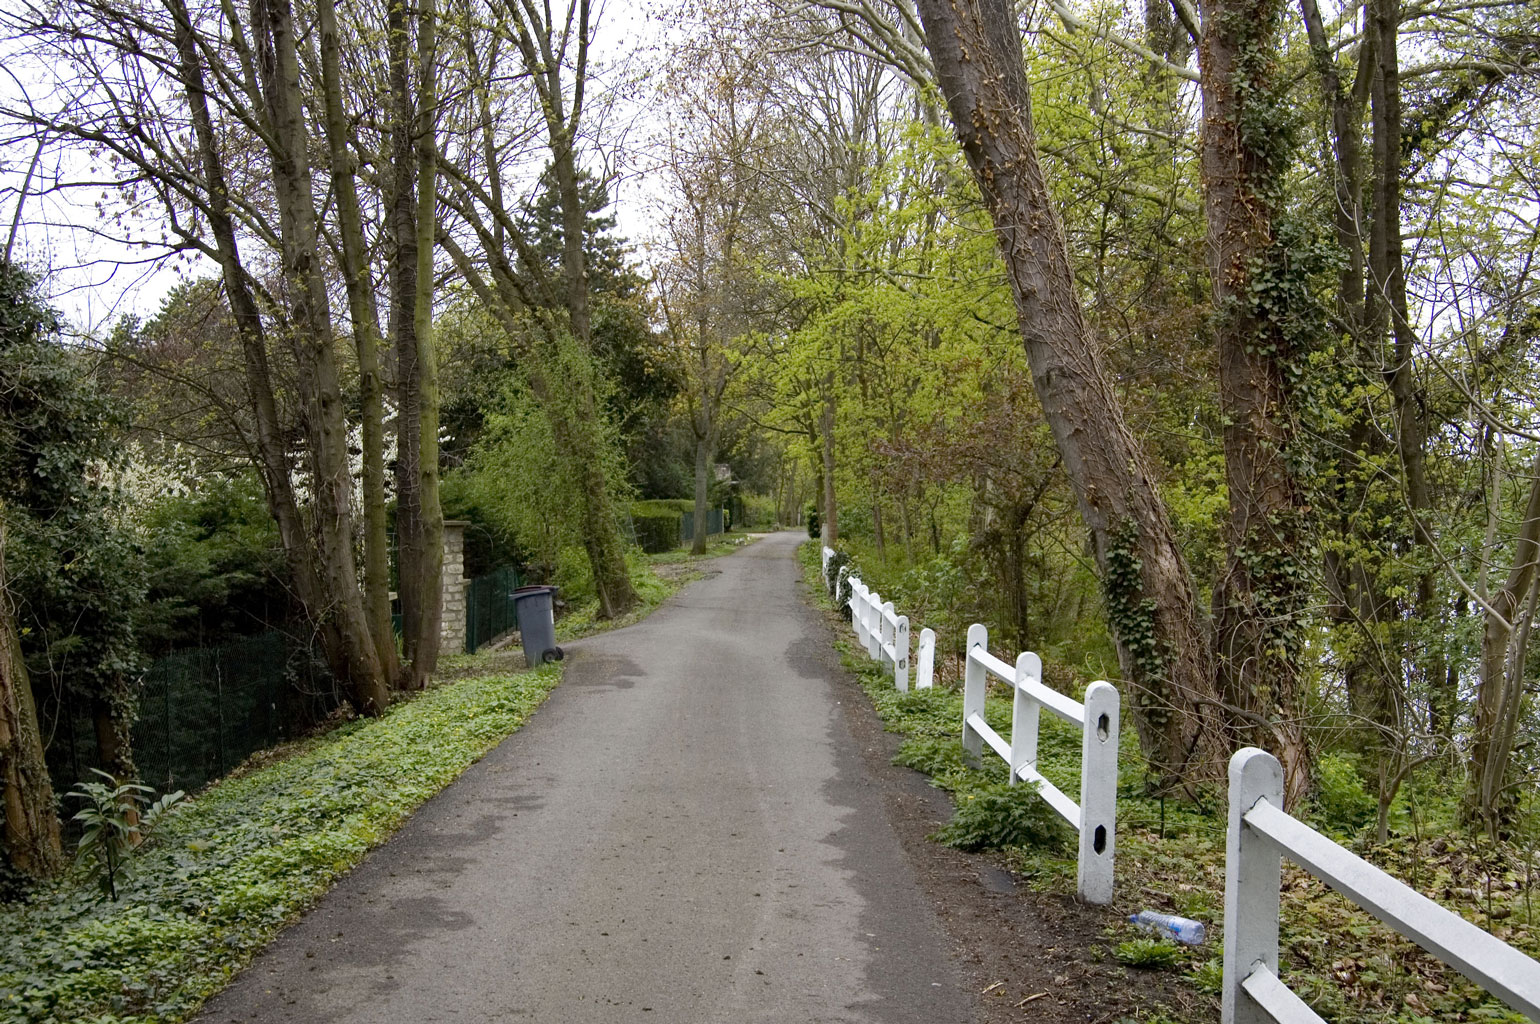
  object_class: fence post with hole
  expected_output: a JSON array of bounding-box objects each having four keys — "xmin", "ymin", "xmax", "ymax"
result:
[
  {"xmin": 916, "ymin": 628, "xmax": 935, "ymax": 689},
  {"xmin": 1222, "ymin": 747, "xmax": 1284, "ymax": 1024},
  {"xmin": 1079, "ymin": 681, "xmax": 1120, "ymax": 905},
  {"xmin": 962, "ymin": 623, "xmax": 988, "ymax": 763},
  {"xmin": 894, "ymin": 614, "xmax": 910, "ymax": 692}
]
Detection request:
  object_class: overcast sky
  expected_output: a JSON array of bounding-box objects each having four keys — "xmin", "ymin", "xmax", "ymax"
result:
[{"xmin": 0, "ymin": 0, "xmax": 670, "ymax": 336}]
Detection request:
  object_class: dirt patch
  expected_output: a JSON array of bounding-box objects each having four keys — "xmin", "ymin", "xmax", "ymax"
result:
[
  {"xmin": 650, "ymin": 562, "xmax": 707, "ymax": 584},
  {"xmin": 825, "ymin": 617, "xmax": 1218, "ymax": 1024}
]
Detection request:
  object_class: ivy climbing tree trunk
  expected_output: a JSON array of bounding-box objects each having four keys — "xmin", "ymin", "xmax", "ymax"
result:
[
  {"xmin": 0, "ymin": 515, "xmax": 62, "ymax": 879},
  {"xmin": 913, "ymin": 0, "xmax": 1226, "ymax": 788},
  {"xmin": 1199, "ymin": 0, "xmax": 1319, "ymax": 808}
]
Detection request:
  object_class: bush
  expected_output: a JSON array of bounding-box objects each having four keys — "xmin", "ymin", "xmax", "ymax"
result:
[
  {"xmin": 805, "ymin": 503, "xmax": 820, "ymax": 539},
  {"xmin": 1308, "ymin": 752, "xmax": 1377, "ymax": 838},
  {"xmin": 824, "ymin": 550, "xmax": 850, "ymax": 598},
  {"xmin": 631, "ymin": 509, "xmax": 682, "ymax": 553},
  {"xmin": 933, "ymin": 781, "xmax": 1073, "ymax": 853}
]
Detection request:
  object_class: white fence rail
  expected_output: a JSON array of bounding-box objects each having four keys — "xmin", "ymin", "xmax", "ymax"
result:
[
  {"xmin": 1223, "ymin": 748, "xmax": 1540, "ymax": 1024},
  {"xmin": 963, "ymin": 623, "xmax": 1119, "ymax": 904}
]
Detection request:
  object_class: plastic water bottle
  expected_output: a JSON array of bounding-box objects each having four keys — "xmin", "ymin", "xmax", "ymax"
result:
[{"xmin": 1129, "ymin": 910, "xmax": 1206, "ymax": 945}]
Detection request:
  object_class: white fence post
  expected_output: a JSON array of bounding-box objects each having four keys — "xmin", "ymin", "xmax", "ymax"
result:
[
  {"xmin": 962, "ymin": 623, "xmax": 987, "ymax": 763},
  {"xmin": 881, "ymin": 600, "xmax": 896, "ymax": 669},
  {"xmin": 1009, "ymin": 652, "xmax": 1041, "ymax": 787},
  {"xmin": 894, "ymin": 615, "xmax": 910, "ymax": 691},
  {"xmin": 916, "ymin": 628, "xmax": 935, "ymax": 689},
  {"xmin": 1223, "ymin": 748, "xmax": 1284, "ymax": 1024},
  {"xmin": 866, "ymin": 592, "xmax": 882, "ymax": 660},
  {"xmin": 1078, "ymin": 681, "xmax": 1119, "ymax": 905},
  {"xmin": 852, "ymin": 579, "xmax": 868, "ymax": 648}
]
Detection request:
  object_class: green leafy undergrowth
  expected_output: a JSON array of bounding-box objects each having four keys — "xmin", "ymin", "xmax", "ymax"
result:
[
  {"xmin": 0, "ymin": 665, "xmax": 561, "ymax": 1024},
  {"xmin": 1113, "ymin": 936, "xmax": 1186, "ymax": 969},
  {"xmin": 935, "ymin": 781, "xmax": 1074, "ymax": 853}
]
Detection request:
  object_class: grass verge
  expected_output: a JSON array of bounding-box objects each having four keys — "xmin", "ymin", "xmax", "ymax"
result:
[{"xmin": 0, "ymin": 664, "xmax": 562, "ymax": 1024}]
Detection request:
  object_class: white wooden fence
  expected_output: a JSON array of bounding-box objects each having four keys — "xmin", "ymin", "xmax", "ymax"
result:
[
  {"xmin": 823, "ymin": 548, "xmax": 1119, "ymax": 904},
  {"xmin": 824, "ymin": 547, "xmax": 936, "ymax": 690},
  {"xmin": 848, "ymin": 576, "xmax": 911, "ymax": 692},
  {"xmin": 964, "ymin": 623, "xmax": 1119, "ymax": 904},
  {"xmin": 1223, "ymin": 747, "xmax": 1540, "ymax": 1024}
]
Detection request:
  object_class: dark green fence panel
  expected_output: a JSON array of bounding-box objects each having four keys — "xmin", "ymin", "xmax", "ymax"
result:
[
  {"xmin": 681, "ymin": 508, "xmax": 727, "ymax": 543},
  {"xmin": 35, "ymin": 630, "xmax": 342, "ymax": 799},
  {"xmin": 465, "ymin": 565, "xmax": 521, "ymax": 653},
  {"xmin": 132, "ymin": 631, "xmax": 339, "ymax": 794}
]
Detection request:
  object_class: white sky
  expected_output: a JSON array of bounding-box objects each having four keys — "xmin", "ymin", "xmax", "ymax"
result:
[{"xmin": 0, "ymin": 0, "xmax": 671, "ymax": 336}]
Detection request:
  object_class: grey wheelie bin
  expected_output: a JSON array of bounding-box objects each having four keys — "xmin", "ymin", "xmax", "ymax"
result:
[{"xmin": 513, "ymin": 585, "xmax": 563, "ymax": 668}]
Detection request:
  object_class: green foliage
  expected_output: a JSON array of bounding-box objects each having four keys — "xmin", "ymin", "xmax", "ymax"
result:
[
  {"xmin": 893, "ymin": 736, "xmax": 970, "ymax": 780},
  {"xmin": 0, "ymin": 665, "xmax": 561, "ymax": 1023},
  {"xmin": 630, "ymin": 509, "xmax": 682, "ymax": 553},
  {"xmin": 453, "ymin": 349, "xmax": 631, "ymax": 587},
  {"xmin": 1111, "ymin": 937, "xmax": 1184, "ymax": 969},
  {"xmin": 1308, "ymin": 753, "xmax": 1378, "ymax": 839},
  {"xmin": 1103, "ymin": 520, "xmax": 1160, "ymax": 678},
  {"xmin": 133, "ymin": 473, "xmax": 287, "ymax": 654},
  {"xmin": 68, "ymin": 772, "xmax": 184, "ymax": 902},
  {"xmin": 933, "ymin": 781, "xmax": 1074, "ymax": 854},
  {"xmin": 805, "ymin": 504, "xmax": 820, "ymax": 539},
  {"xmin": 1189, "ymin": 957, "xmax": 1224, "ymax": 995},
  {"xmin": 0, "ymin": 260, "xmax": 144, "ymax": 771}
]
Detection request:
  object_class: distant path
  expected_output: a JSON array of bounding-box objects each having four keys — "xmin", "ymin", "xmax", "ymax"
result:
[{"xmin": 196, "ymin": 531, "xmax": 973, "ymax": 1024}]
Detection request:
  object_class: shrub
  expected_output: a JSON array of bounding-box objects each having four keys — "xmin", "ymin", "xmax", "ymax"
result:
[
  {"xmin": 933, "ymin": 781, "xmax": 1073, "ymax": 853},
  {"xmin": 631, "ymin": 510, "xmax": 682, "ymax": 553},
  {"xmin": 824, "ymin": 550, "xmax": 850, "ymax": 598},
  {"xmin": 805, "ymin": 503, "xmax": 820, "ymax": 539},
  {"xmin": 1308, "ymin": 753, "xmax": 1377, "ymax": 838}
]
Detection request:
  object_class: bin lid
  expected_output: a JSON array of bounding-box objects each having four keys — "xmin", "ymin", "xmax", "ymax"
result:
[{"xmin": 513, "ymin": 585, "xmax": 558, "ymax": 597}]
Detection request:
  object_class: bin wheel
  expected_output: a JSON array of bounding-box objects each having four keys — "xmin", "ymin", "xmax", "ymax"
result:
[{"xmin": 543, "ymin": 647, "xmax": 565, "ymax": 663}]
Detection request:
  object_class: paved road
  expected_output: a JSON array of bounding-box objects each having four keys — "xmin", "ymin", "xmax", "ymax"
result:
[{"xmin": 197, "ymin": 531, "xmax": 972, "ymax": 1023}]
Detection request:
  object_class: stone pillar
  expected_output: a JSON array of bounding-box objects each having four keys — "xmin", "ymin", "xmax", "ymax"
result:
[{"xmin": 441, "ymin": 520, "xmax": 469, "ymax": 655}]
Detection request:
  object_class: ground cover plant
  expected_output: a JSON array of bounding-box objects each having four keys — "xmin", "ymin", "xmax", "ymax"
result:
[
  {"xmin": 0, "ymin": 665, "xmax": 561, "ymax": 1024},
  {"xmin": 800, "ymin": 541, "xmax": 1540, "ymax": 1024}
]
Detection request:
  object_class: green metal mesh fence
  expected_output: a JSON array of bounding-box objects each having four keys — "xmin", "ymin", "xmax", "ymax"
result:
[
  {"xmin": 45, "ymin": 630, "xmax": 341, "ymax": 797},
  {"xmin": 465, "ymin": 565, "xmax": 521, "ymax": 654}
]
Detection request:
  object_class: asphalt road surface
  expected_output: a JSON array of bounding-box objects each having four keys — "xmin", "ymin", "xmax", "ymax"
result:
[{"xmin": 196, "ymin": 530, "xmax": 972, "ymax": 1023}]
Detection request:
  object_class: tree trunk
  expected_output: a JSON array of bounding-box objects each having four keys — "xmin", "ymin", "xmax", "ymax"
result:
[
  {"xmin": 0, "ymin": 514, "xmax": 62, "ymax": 879},
  {"xmin": 913, "ymin": 0, "xmax": 1225, "ymax": 787},
  {"xmin": 411, "ymin": 0, "xmax": 444, "ymax": 685},
  {"xmin": 692, "ymin": 431, "xmax": 713, "ymax": 556},
  {"xmin": 252, "ymin": 0, "xmax": 388, "ymax": 714},
  {"xmin": 388, "ymin": 0, "xmax": 428, "ymax": 683},
  {"xmin": 1199, "ymin": 0, "xmax": 1314, "ymax": 806},
  {"xmin": 1466, "ymin": 449, "xmax": 1540, "ymax": 834},
  {"xmin": 173, "ymin": 0, "xmax": 386, "ymax": 715},
  {"xmin": 820, "ymin": 385, "xmax": 838, "ymax": 546},
  {"xmin": 317, "ymin": 0, "xmax": 396, "ymax": 679}
]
